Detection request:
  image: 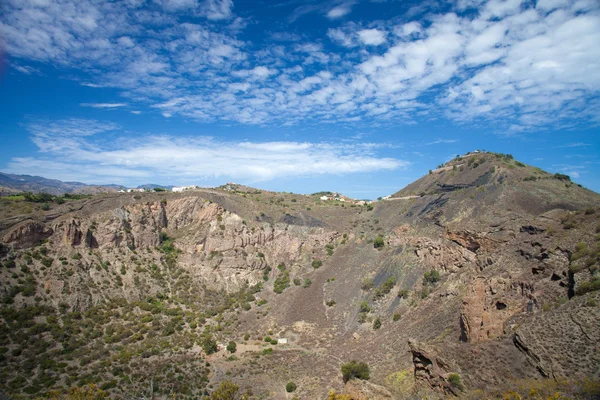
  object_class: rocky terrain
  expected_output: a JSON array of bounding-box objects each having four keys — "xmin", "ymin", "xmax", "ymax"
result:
[{"xmin": 0, "ymin": 152, "xmax": 599, "ymax": 399}]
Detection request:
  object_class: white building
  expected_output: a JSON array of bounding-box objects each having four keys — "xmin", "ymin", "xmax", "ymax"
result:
[
  {"xmin": 172, "ymin": 186, "xmax": 195, "ymax": 192},
  {"xmin": 320, "ymin": 195, "xmax": 328, "ymax": 201}
]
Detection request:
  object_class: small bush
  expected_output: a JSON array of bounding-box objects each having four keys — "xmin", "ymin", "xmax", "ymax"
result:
[
  {"xmin": 341, "ymin": 361, "xmax": 370, "ymax": 383},
  {"xmin": 448, "ymin": 373, "xmax": 464, "ymax": 391},
  {"xmin": 392, "ymin": 312, "xmax": 401, "ymax": 321},
  {"xmin": 423, "ymin": 270, "xmax": 440, "ymax": 286},
  {"xmin": 286, "ymin": 382, "xmax": 297, "ymax": 393},
  {"xmin": 554, "ymin": 173, "xmax": 571, "ymax": 181},
  {"xmin": 373, "ymin": 317, "xmax": 381, "ymax": 330},
  {"xmin": 373, "ymin": 236, "xmax": 385, "ymax": 249},
  {"xmin": 261, "ymin": 347, "xmax": 273, "ymax": 356},
  {"xmin": 312, "ymin": 260, "xmax": 322, "ymax": 269},
  {"xmin": 361, "ymin": 278, "xmax": 374, "ymax": 291},
  {"xmin": 359, "ymin": 301, "xmax": 371, "ymax": 313}
]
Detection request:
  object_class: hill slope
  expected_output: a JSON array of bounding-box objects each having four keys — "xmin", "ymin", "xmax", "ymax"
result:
[{"xmin": 0, "ymin": 153, "xmax": 599, "ymax": 399}]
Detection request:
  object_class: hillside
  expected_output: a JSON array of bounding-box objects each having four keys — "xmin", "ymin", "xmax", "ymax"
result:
[{"xmin": 0, "ymin": 153, "xmax": 599, "ymax": 399}]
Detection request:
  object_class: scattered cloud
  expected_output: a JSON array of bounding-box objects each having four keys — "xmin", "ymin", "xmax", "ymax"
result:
[
  {"xmin": 0, "ymin": 0, "xmax": 598, "ymax": 131},
  {"xmin": 553, "ymin": 142, "xmax": 592, "ymax": 148},
  {"xmin": 5, "ymin": 118, "xmax": 409, "ymax": 185},
  {"xmin": 357, "ymin": 29, "xmax": 386, "ymax": 46},
  {"xmin": 80, "ymin": 103, "xmax": 128, "ymax": 108},
  {"xmin": 326, "ymin": 2, "xmax": 355, "ymax": 19},
  {"xmin": 80, "ymin": 83, "xmax": 105, "ymax": 88},
  {"xmin": 419, "ymin": 139, "xmax": 459, "ymax": 146},
  {"xmin": 12, "ymin": 64, "xmax": 41, "ymax": 75}
]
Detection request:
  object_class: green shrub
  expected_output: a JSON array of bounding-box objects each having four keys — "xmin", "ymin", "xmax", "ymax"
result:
[
  {"xmin": 273, "ymin": 270, "xmax": 290, "ymax": 294},
  {"xmin": 373, "ymin": 276, "xmax": 396, "ymax": 300},
  {"xmin": 448, "ymin": 373, "xmax": 464, "ymax": 391},
  {"xmin": 312, "ymin": 260, "xmax": 322, "ymax": 269},
  {"xmin": 286, "ymin": 382, "xmax": 297, "ymax": 393},
  {"xmin": 397, "ymin": 289, "xmax": 409, "ymax": 299},
  {"xmin": 575, "ymin": 277, "xmax": 600, "ymax": 296},
  {"xmin": 423, "ymin": 270, "xmax": 440, "ymax": 286},
  {"xmin": 303, "ymin": 278, "xmax": 312, "ymax": 288},
  {"xmin": 210, "ymin": 380, "xmax": 239, "ymax": 400},
  {"xmin": 373, "ymin": 317, "xmax": 381, "ymax": 330},
  {"xmin": 373, "ymin": 235, "xmax": 385, "ymax": 249},
  {"xmin": 554, "ymin": 173, "xmax": 571, "ymax": 181},
  {"xmin": 261, "ymin": 347, "xmax": 273, "ymax": 356},
  {"xmin": 359, "ymin": 301, "xmax": 371, "ymax": 313},
  {"xmin": 226, "ymin": 341, "xmax": 236, "ymax": 353},
  {"xmin": 361, "ymin": 278, "xmax": 374, "ymax": 291},
  {"xmin": 326, "ymin": 299, "xmax": 336, "ymax": 307},
  {"xmin": 341, "ymin": 361, "xmax": 370, "ymax": 383},
  {"xmin": 392, "ymin": 312, "xmax": 401, "ymax": 321}
]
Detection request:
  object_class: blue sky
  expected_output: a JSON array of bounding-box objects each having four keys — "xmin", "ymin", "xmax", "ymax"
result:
[{"xmin": 0, "ymin": 0, "xmax": 599, "ymax": 199}]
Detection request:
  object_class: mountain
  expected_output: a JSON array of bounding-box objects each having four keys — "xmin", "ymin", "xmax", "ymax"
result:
[
  {"xmin": 0, "ymin": 172, "xmax": 120, "ymax": 196},
  {"xmin": 136, "ymin": 184, "xmax": 174, "ymax": 190},
  {"xmin": 0, "ymin": 152, "xmax": 599, "ymax": 399}
]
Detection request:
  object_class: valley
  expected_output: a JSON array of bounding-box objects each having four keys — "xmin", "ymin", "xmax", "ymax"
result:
[{"xmin": 1, "ymin": 152, "xmax": 599, "ymax": 399}]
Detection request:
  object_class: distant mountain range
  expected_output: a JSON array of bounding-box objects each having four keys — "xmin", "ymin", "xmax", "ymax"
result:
[{"xmin": 0, "ymin": 172, "xmax": 173, "ymax": 196}]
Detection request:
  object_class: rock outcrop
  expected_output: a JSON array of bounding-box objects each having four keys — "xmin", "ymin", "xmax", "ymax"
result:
[{"xmin": 408, "ymin": 339, "xmax": 461, "ymax": 396}]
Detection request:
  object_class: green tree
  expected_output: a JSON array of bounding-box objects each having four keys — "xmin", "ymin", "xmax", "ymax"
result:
[
  {"xmin": 373, "ymin": 236, "xmax": 384, "ymax": 249},
  {"xmin": 341, "ymin": 361, "xmax": 370, "ymax": 383},
  {"xmin": 201, "ymin": 334, "xmax": 218, "ymax": 355},
  {"xmin": 226, "ymin": 341, "xmax": 237, "ymax": 353}
]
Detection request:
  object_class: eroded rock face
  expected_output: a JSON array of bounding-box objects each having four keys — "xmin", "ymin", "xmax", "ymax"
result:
[
  {"xmin": 2, "ymin": 221, "xmax": 53, "ymax": 248},
  {"xmin": 445, "ymin": 230, "xmax": 498, "ymax": 253},
  {"xmin": 460, "ymin": 277, "xmax": 535, "ymax": 343},
  {"xmin": 2, "ymin": 196, "xmax": 339, "ymax": 294},
  {"xmin": 408, "ymin": 339, "xmax": 460, "ymax": 396}
]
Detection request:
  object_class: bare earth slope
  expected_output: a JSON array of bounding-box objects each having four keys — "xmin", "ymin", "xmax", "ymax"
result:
[{"xmin": 0, "ymin": 152, "xmax": 599, "ymax": 399}]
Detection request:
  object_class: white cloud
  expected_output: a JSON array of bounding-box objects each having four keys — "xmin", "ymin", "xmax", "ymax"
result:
[
  {"xmin": 327, "ymin": 3, "xmax": 354, "ymax": 19},
  {"xmin": 0, "ymin": 0, "xmax": 598, "ymax": 132},
  {"xmin": 13, "ymin": 64, "xmax": 41, "ymax": 75},
  {"xmin": 357, "ymin": 29, "xmax": 386, "ymax": 46},
  {"xmin": 203, "ymin": 0, "xmax": 233, "ymax": 20},
  {"xmin": 5, "ymin": 119, "xmax": 409, "ymax": 185},
  {"xmin": 80, "ymin": 103, "xmax": 128, "ymax": 108},
  {"xmin": 327, "ymin": 28, "xmax": 355, "ymax": 47}
]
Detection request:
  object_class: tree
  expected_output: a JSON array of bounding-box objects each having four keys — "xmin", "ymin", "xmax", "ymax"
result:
[
  {"xmin": 201, "ymin": 334, "xmax": 218, "ymax": 355},
  {"xmin": 226, "ymin": 341, "xmax": 237, "ymax": 353},
  {"xmin": 210, "ymin": 380, "xmax": 239, "ymax": 400},
  {"xmin": 341, "ymin": 361, "xmax": 370, "ymax": 383},
  {"xmin": 373, "ymin": 236, "xmax": 384, "ymax": 249}
]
